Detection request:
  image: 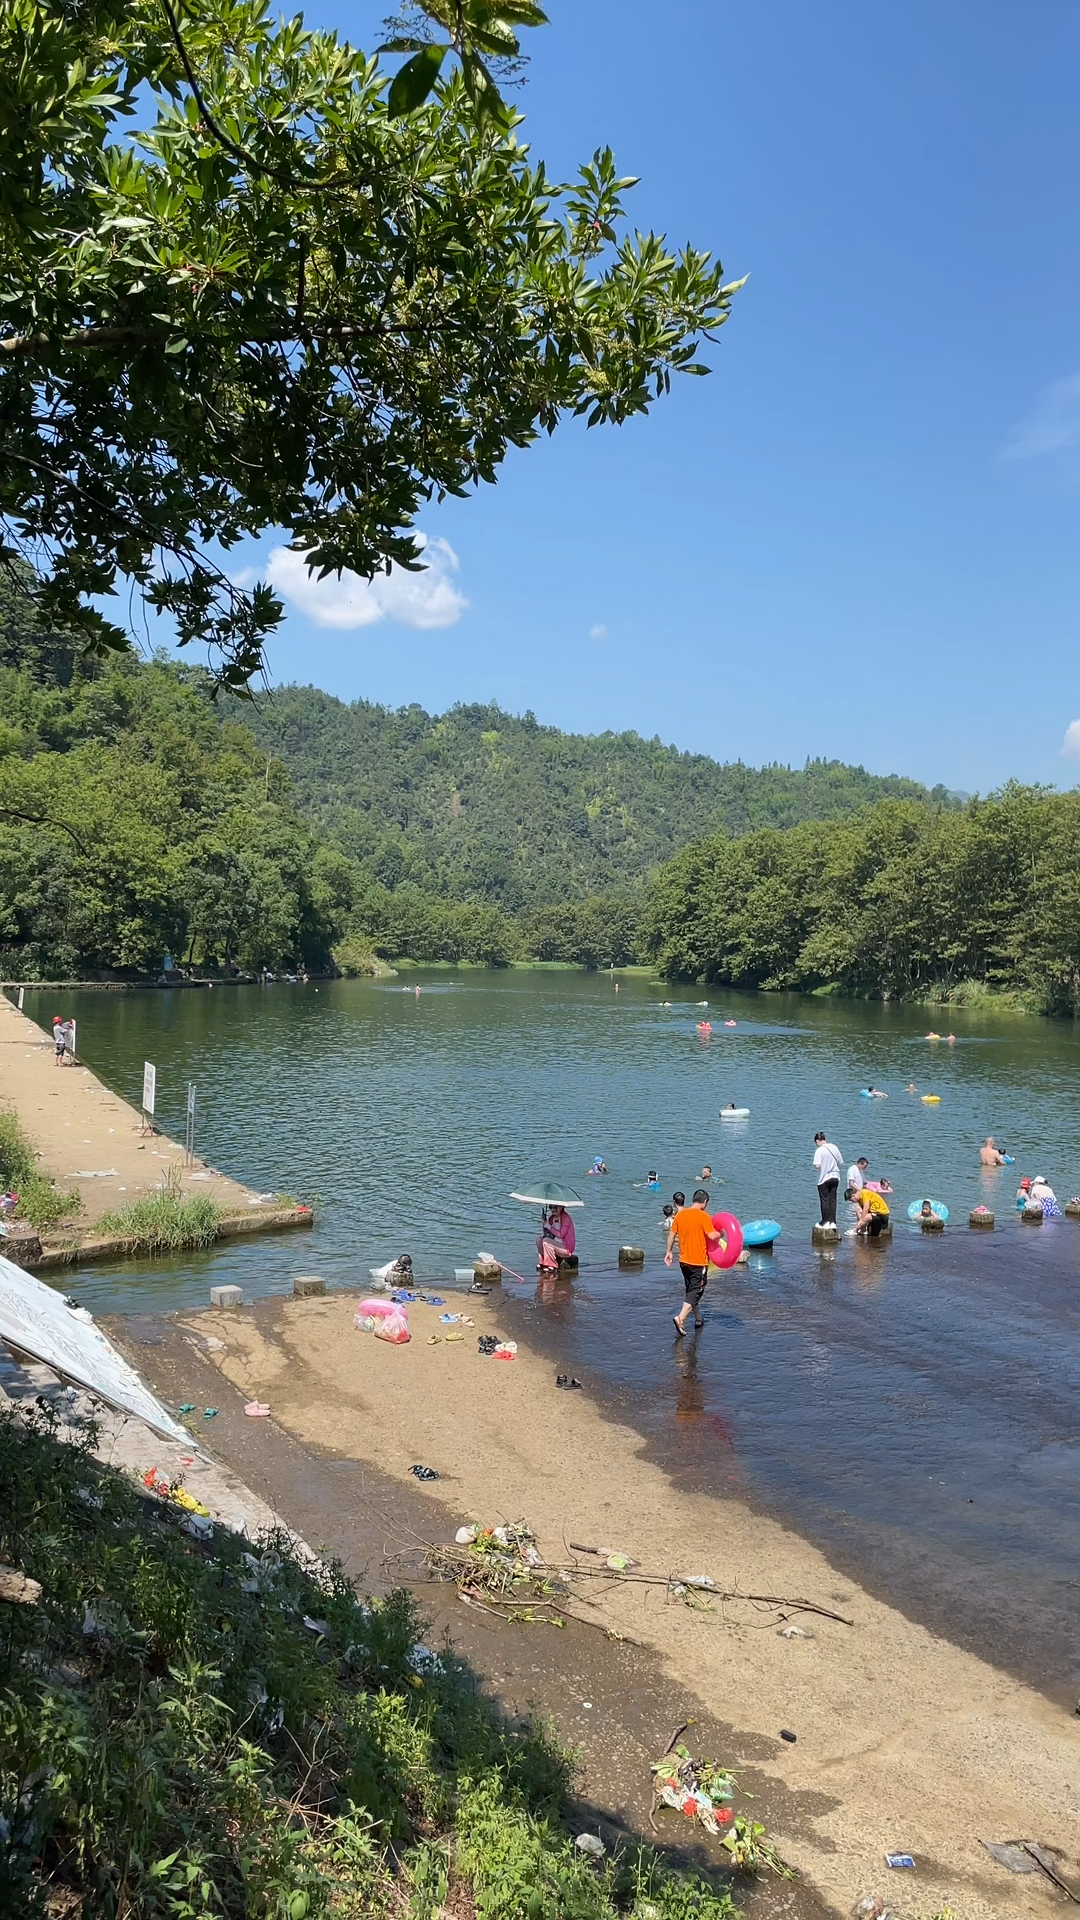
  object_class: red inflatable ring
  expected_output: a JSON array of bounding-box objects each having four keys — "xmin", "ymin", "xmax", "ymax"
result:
[{"xmin": 706, "ymin": 1211, "xmax": 744, "ymax": 1269}]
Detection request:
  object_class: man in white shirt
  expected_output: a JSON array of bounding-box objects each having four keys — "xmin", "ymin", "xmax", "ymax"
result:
[
  {"xmin": 813, "ymin": 1132, "xmax": 843, "ymax": 1225},
  {"xmin": 847, "ymin": 1155, "xmax": 868, "ymax": 1195}
]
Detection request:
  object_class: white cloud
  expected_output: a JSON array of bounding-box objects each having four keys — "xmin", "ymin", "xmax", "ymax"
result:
[
  {"xmin": 1005, "ymin": 373, "xmax": 1080, "ymax": 460},
  {"xmin": 1061, "ymin": 720, "xmax": 1080, "ymax": 759},
  {"xmin": 265, "ymin": 533, "xmax": 467, "ymax": 630},
  {"xmin": 589, "ymin": 623, "xmax": 607, "ymax": 640}
]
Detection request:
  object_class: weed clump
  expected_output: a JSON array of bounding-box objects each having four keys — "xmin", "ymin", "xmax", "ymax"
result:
[
  {"xmin": 96, "ymin": 1189, "xmax": 221, "ymax": 1251},
  {"xmin": 0, "ymin": 1108, "xmax": 81, "ymax": 1232}
]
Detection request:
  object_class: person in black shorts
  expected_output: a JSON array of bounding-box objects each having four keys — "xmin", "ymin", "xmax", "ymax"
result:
[{"xmin": 664, "ymin": 1188, "xmax": 716, "ymax": 1335}]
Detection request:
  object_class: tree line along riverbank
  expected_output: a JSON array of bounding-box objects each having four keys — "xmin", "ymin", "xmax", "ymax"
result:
[{"xmin": 2, "ymin": 585, "xmax": 1078, "ymax": 1008}]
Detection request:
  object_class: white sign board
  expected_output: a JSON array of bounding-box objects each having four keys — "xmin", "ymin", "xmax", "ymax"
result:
[
  {"xmin": 142, "ymin": 1061, "xmax": 157, "ymax": 1115},
  {"xmin": 187, "ymin": 1082, "xmax": 196, "ymax": 1119},
  {"xmin": 68, "ymin": 1016, "xmax": 76, "ymax": 1060},
  {"xmin": 0, "ymin": 1252, "xmax": 191, "ymax": 1445}
]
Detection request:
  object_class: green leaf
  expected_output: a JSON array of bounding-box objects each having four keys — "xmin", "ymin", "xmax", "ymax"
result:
[{"xmin": 387, "ymin": 44, "xmax": 448, "ymax": 118}]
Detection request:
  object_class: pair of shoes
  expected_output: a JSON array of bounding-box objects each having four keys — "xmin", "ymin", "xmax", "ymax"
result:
[
  {"xmin": 555, "ymin": 1374, "xmax": 583, "ymax": 1391},
  {"xmin": 672, "ymin": 1315, "xmax": 685, "ymax": 1337}
]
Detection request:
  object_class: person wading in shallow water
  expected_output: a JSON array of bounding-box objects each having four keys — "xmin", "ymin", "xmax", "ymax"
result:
[
  {"xmin": 664, "ymin": 1189, "xmax": 715, "ymax": 1336},
  {"xmin": 812, "ymin": 1131, "xmax": 843, "ymax": 1226}
]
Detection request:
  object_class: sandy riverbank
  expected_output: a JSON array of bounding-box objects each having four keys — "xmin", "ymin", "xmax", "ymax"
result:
[
  {"xmin": 179, "ymin": 1287, "xmax": 1080, "ymax": 1920},
  {"xmin": 0, "ymin": 991, "xmax": 262, "ymax": 1228}
]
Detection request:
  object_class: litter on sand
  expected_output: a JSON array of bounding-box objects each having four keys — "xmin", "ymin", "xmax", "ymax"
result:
[
  {"xmin": 649, "ymin": 1740, "xmax": 791, "ymax": 1875},
  {"xmin": 556, "ymin": 1374, "xmax": 584, "ymax": 1390},
  {"xmin": 575, "ymin": 1833, "xmax": 606, "ymax": 1858},
  {"xmin": 982, "ymin": 1841, "xmax": 1080, "ymax": 1901},
  {"xmin": 884, "ymin": 1853, "xmax": 914, "ymax": 1869},
  {"xmin": 410, "ymin": 1464, "xmax": 439, "ymax": 1481},
  {"xmin": 779, "ymin": 1624, "xmax": 815, "ymax": 1638}
]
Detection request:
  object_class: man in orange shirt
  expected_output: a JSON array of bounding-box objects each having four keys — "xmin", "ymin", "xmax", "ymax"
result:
[{"xmin": 664, "ymin": 1188, "xmax": 716, "ymax": 1335}]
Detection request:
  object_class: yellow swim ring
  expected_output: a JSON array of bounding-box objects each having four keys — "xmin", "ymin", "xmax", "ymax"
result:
[{"xmin": 921, "ymin": 1093, "xmax": 941, "ymax": 1105}]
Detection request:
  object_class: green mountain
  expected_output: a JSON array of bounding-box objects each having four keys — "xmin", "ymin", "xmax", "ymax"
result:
[{"xmin": 235, "ymin": 686, "xmax": 953, "ymax": 912}]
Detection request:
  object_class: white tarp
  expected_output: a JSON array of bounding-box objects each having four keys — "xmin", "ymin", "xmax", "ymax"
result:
[{"xmin": 0, "ymin": 1251, "xmax": 191, "ymax": 1444}]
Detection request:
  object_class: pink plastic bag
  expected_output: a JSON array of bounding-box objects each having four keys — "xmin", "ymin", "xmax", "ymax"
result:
[{"xmin": 374, "ymin": 1311, "xmax": 410, "ymax": 1344}]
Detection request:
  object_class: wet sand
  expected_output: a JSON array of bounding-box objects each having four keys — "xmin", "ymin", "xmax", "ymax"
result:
[
  {"xmin": 159, "ymin": 1289, "xmax": 1080, "ymax": 1920},
  {"xmin": 0, "ymin": 993, "xmax": 259, "ymax": 1226}
]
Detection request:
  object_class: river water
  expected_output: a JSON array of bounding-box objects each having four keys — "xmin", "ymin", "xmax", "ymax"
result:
[{"xmin": 23, "ymin": 974, "xmax": 1080, "ymax": 1702}]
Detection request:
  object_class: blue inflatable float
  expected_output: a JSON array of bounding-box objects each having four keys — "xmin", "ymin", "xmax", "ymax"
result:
[
  {"xmin": 740, "ymin": 1218, "xmax": 782, "ymax": 1248},
  {"xmin": 907, "ymin": 1198, "xmax": 949, "ymax": 1223}
]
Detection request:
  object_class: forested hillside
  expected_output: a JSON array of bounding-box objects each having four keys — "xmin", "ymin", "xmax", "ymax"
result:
[
  {"xmin": 8, "ymin": 588, "xmax": 1072, "ymax": 1004},
  {"xmin": 648, "ymin": 790, "xmax": 1080, "ymax": 1013},
  {"xmin": 235, "ymin": 684, "xmax": 951, "ymax": 910},
  {"xmin": 0, "ymin": 602, "xmax": 355, "ymax": 977}
]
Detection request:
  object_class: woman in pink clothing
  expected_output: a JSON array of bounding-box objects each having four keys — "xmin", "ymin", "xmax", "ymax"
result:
[{"xmin": 537, "ymin": 1204, "xmax": 576, "ymax": 1271}]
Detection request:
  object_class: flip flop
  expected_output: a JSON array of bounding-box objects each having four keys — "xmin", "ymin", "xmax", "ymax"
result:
[
  {"xmin": 672, "ymin": 1317, "xmax": 685, "ymax": 1337},
  {"xmin": 244, "ymin": 1401, "xmax": 271, "ymax": 1417}
]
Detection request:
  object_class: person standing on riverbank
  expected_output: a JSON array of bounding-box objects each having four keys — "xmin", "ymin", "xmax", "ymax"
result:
[
  {"xmin": 813, "ymin": 1131, "xmax": 843, "ymax": 1225},
  {"xmin": 52, "ymin": 1016, "xmax": 69, "ymax": 1066},
  {"xmin": 665, "ymin": 1189, "xmax": 714, "ymax": 1334}
]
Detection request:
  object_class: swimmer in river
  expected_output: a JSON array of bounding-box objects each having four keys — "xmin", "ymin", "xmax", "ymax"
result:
[
  {"xmin": 918, "ymin": 1199, "xmax": 944, "ymax": 1225},
  {"xmin": 863, "ymin": 1086, "xmax": 887, "ymax": 1098},
  {"xmin": 696, "ymin": 1021, "xmax": 713, "ymax": 1034},
  {"xmin": 925, "ymin": 1031, "xmax": 940, "ymax": 1041},
  {"xmin": 588, "ymin": 1156, "xmax": 608, "ymax": 1176},
  {"xmin": 634, "ymin": 1171, "xmax": 662, "ymax": 1190},
  {"xmin": 907, "ymin": 1082, "xmax": 917, "ymax": 1093},
  {"xmin": 980, "ymin": 1137, "xmax": 1005, "ymax": 1168},
  {"xmin": 699, "ymin": 1165, "xmax": 712, "ymax": 1181}
]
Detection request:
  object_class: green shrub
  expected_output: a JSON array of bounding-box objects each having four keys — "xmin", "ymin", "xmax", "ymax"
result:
[
  {"xmin": 0, "ymin": 1410, "xmax": 741, "ymax": 1920},
  {"xmin": 96, "ymin": 1189, "xmax": 221, "ymax": 1251},
  {"xmin": 0, "ymin": 1108, "xmax": 81, "ymax": 1231}
]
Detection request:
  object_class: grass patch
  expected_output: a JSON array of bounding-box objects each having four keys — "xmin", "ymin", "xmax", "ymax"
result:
[
  {"xmin": 0, "ymin": 1108, "xmax": 81, "ymax": 1233},
  {"xmin": 0, "ymin": 1409, "xmax": 741, "ymax": 1919},
  {"xmin": 96, "ymin": 1189, "xmax": 221, "ymax": 1252}
]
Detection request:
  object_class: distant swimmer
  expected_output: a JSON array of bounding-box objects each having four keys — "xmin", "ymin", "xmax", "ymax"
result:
[
  {"xmin": 699, "ymin": 1165, "xmax": 713, "ymax": 1181},
  {"xmin": 980, "ymin": 1137, "xmax": 1005, "ymax": 1168},
  {"xmin": 414, "ymin": 986, "xmax": 421, "ymax": 998},
  {"xmin": 697, "ymin": 1001, "xmax": 709, "ymax": 1007},
  {"xmin": 696, "ymin": 1021, "xmax": 713, "ymax": 1034},
  {"xmin": 634, "ymin": 1170, "xmax": 662, "ymax": 1190},
  {"xmin": 907, "ymin": 1082, "xmax": 917, "ymax": 1093},
  {"xmin": 724, "ymin": 1019, "xmax": 737, "ymax": 1027},
  {"xmin": 925, "ymin": 1031, "xmax": 940, "ymax": 1041},
  {"xmin": 588, "ymin": 1156, "xmax": 608, "ymax": 1176},
  {"xmin": 947, "ymin": 1033, "xmax": 956, "ymax": 1044},
  {"xmin": 862, "ymin": 1086, "xmax": 888, "ymax": 1098}
]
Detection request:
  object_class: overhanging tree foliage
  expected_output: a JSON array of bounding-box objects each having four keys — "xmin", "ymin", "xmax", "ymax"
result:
[{"xmin": 0, "ymin": 0, "xmax": 742, "ymax": 686}]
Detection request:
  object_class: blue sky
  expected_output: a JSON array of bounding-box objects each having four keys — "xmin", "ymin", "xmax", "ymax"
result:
[{"xmin": 229, "ymin": 1, "xmax": 1079, "ymax": 794}]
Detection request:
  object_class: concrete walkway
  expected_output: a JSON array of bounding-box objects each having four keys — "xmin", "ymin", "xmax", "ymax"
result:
[{"xmin": 0, "ymin": 991, "xmax": 259, "ymax": 1229}]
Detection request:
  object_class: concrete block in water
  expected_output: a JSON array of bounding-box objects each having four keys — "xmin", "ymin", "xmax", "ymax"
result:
[
  {"xmin": 293, "ymin": 1274, "xmax": 326, "ymax": 1298},
  {"xmin": 618, "ymin": 1245, "xmax": 645, "ymax": 1267},
  {"xmin": 473, "ymin": 1259, "xmax": 503, "ymax": 1282},
  {"xmin": 1021, "ymin": 1204, "xmax": 1043, "ymax": 1225},
  {"xmin": 1066, "ymin": 1200, "xmax": 1080, "ymax": 1220},
  {"xmin": 969, "ymin": 1209, "xmax": 995, "ymax": 1229},
  {"xmin": 210, "ymin": 1284, "xmax": 243, "ymax": 1308},
  {"xmin": 556, "ymin": 1255, "xmax": 579, "ymax": 1273},
  {"xmin": 811, "ymin": 1223, "xmax": 839, "ymax": 1245},
  {"xmin": 920, "ymin": 1217, "xmax": 945, "ymax": 1233}
]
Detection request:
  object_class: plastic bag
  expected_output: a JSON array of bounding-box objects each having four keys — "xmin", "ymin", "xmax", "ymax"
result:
[
  {"xmin": 356, "ymin": 1297, "xmax": 399, "ymax": 1331},
  {"xmin": 374, "ymin": 1311, "xmax": 410, "ymax": 1344}
]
